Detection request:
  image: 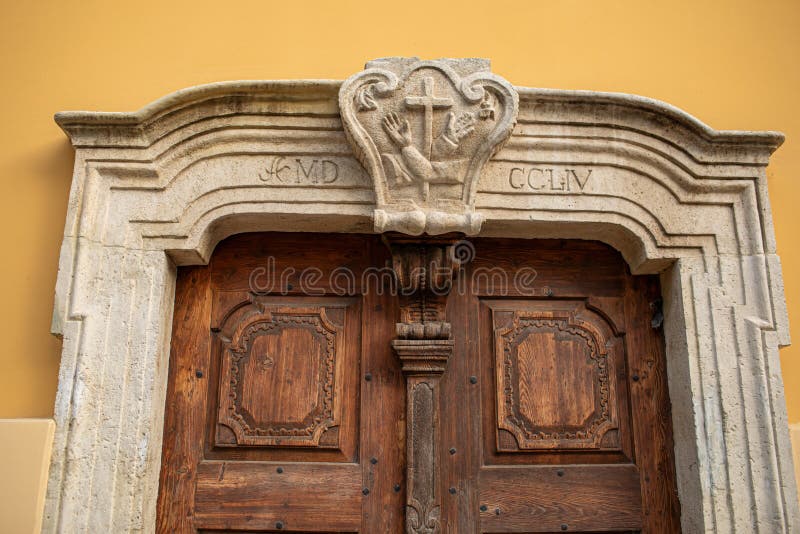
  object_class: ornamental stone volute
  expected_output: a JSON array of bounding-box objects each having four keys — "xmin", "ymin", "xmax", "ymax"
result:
[{"xmin": 339, "ymin": 57, "xmax": 518, "ymax": 235}]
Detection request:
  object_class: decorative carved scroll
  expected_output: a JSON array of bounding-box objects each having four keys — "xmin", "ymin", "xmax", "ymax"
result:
[
  {"xmin": 385, "ymin": 234, "xmax": 462, "ymax": 533},
  {"xmin": 340, "ymin": 57, "xmax": 518, "ymax": 235}
]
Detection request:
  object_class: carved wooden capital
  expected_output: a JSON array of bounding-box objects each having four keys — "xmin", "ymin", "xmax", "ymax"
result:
[
  {"xmin": 383, "ymin": 233, "xmax": 462, "ymax": 338},
  {"xmin": 391, "ymin": 339, "xmax": 454, "ymax": 376}
]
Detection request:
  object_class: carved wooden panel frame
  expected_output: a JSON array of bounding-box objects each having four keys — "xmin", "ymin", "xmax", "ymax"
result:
[
  {"xmin": 216, "ymin": 305, "xmax": 344, "ymax": 448},
  {"xmin": 493, "ymin": 307, "xmax": 620, "ymax": 451}
]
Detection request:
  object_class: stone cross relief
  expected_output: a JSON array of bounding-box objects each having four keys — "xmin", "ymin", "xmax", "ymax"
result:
[
  {"xmin": 340, "ymin": 57, "xmax": 519, "ymax": 235},
  {"xmin": 381, "ymin": 76, "xmax": 476, "ymax": 200},
  {"xmin": 401, "ymin": 76, "xmax": 456, "ymax": 159}
]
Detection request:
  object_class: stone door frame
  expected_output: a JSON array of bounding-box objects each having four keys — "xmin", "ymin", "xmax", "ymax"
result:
[{"xmin": 44, "ymin": 68, "xmax": 799, "ymax": 532}]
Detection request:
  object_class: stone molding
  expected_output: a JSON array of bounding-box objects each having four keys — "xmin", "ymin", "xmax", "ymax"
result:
[{"xmin": 46, "ymin": 58, "xmax": 798, "ymax": 533}]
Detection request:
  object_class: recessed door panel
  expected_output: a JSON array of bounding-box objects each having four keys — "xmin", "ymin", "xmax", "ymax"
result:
[
  {"xmin": 214, "ymin": 299, "xmax": 356, "ymax": 455},
  {"xmin": 490, "ymin": 300, "xmax": 625, "ymax": 453}
]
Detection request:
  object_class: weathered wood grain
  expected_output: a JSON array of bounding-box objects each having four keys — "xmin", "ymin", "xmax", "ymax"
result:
[
  {"xmin": 194, "ymin": 462, "xmax": 362, "ymax": 531},
  {"xmin": 478, "ymin": 465, "xmax": 642, "ymax": 532},
  {"xmin": 156, "ymin": 266, "xmax": 212, "ymax": 533},
  {"xmin": 623, "ymin": 274, "xmax": 682, "ymax": 533},
  {"xmin": 157, "ymin": 234, "xmax": 680, "ymax": 532}
]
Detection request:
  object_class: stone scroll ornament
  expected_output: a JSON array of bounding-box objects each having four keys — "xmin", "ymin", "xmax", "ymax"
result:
[{"xmin": 339, "ymin": 57, "xmax": 519, "ymax": 235}]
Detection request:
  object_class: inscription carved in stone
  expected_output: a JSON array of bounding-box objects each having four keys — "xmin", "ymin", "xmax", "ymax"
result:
[
  {"xmin": 507, "ymin": 167, "xmax": 593, "ymax": 192},
  {"xmin": 258, "ymin": 156, "xmax": 342, "ymax": 185},
  {"xmin": 340, "ymin": 57, "xmax": 518, "ymax": 235}
]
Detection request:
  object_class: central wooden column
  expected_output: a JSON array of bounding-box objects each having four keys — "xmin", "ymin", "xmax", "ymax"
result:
[{"xmin": 384, "ymin": 234, "xmax": 461, "ymax": 534}]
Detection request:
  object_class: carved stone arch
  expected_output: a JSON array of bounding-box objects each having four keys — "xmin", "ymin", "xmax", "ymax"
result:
[{"xmin": 46, "ymin": 58, "xmax": 797, "ymax": 533}]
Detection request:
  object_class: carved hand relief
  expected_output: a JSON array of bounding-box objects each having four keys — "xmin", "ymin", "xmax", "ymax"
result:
[
  {"xmin": 216, "ymin": 306, "xmax": 343, "ymax": 448},
  {"xmin": 340, "ymin": 57, "xmax": 518, "ymax": 235},
  {"xmin": 493, "ymin": 307, "xmax": 620, "ymax": 451}
]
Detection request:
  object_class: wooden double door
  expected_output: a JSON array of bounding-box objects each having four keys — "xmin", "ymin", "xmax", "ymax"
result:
[{"xmin": 157, "ymin": 233, "xmax": 681, "ymax": 533}]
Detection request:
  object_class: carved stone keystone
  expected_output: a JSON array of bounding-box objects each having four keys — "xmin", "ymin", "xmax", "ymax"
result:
[
  {"xmin": 385, "ymin": 234, "xmax": 461, "ymax": 533},
  {"xmin": 340, "ymin": 57, "xmax": 519, "ymax": 235}
]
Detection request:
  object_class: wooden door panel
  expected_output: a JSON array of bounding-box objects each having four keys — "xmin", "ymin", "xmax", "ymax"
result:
[
  {"xmin": 466, "ymin": 240, "xmax": 625, "ymax": 299},
  {"xmin": 158, "ymin": 234, "xmax": 679, "ymax": 533},
  {"xmin": 452, "ymin": 238, "xmax": 678, "ymax": 533},
  {"xmin": 216, "ymin": 305, "xmax": 348, "ymax": 449},
  {"xmin": 490, "ymin": 300, "xmax": 625, "ymax": 453},
  {"xmin": 211, "ymin": 295, "xmax": 359, "ymax": 461},
  {"xmin": 194, "ymin": 462, "xmax": 362, "ymax": 532},
  {"xmin": 479, "ymin": 301, "xmax": 633, "ymax": 467},
  {"xmin": 159, "ymin": 234, "xmax": 388, "ymax": 533},
  {"xmin": 478, "ymin": 465, "xmax": 642, "ymax": 532},
  {"xmin": 621, "ymin": 276, "xmax": 681, "ymax": 532},
  {"xmin": 157, "ymin": 266, "xmax": 213, "ymax": 533}
]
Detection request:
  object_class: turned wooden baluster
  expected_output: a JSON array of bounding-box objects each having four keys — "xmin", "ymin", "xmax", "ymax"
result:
[{"xmin": 385, "ymin": 235, "xmax": 461, "ymax": 534}]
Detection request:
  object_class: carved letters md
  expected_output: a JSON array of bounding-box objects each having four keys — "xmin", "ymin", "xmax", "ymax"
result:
[
  {"xmin": 340, "ymin": 57, "xmax": 519, "ymax": 235},
  {"xmin": 258, "ymin": 156, "xmax": 342, "ymax": 185}
]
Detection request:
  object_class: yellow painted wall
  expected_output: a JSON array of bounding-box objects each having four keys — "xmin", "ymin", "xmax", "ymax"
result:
[
  {"xmin": 0, "ymin": 0, "xmax": 799, "ymax": 527},
  {"xmin": 0, "ymin": 420, "xmax": 53, "ymax": 534}
]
